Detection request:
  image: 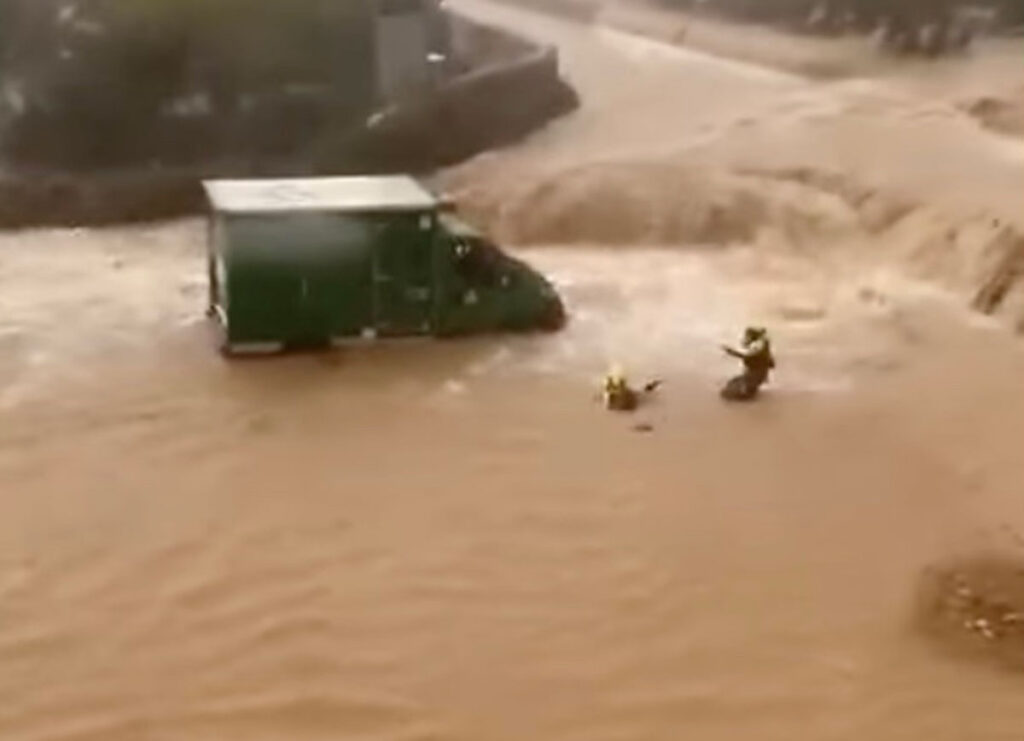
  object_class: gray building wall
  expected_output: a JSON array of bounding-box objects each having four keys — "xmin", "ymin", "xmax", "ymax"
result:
[{"xmin": 375, "ymin": 0, "xmax": 444, "ymax": 103}]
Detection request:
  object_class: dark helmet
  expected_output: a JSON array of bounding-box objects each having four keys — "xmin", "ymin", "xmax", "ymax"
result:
[{"xmin": 744, "ymin": 326, "xmax": 767, "ymax": 343}]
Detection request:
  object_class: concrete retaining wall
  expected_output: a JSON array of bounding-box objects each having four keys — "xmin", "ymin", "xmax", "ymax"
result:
[
  {"xmin": 448, "ymin": 13, "xmax": 537, "ymax": 66},
  {"xmin": 319, "ymin": 39, "xmax": 577, "ymax": 174},
  {"xmin": 0, "ymin": 172, "xmax": 206, "ymax": 229}
]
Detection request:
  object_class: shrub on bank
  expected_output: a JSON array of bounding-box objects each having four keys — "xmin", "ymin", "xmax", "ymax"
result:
[{"xmin": 0, "ymin": 0, "xmax": 375, "ymax": 169}]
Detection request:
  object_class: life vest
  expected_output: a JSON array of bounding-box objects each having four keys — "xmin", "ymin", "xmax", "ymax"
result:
[
  {"xmin": 604, "ymin": 374, "xmax": 627, "ymax": 395},
  {"xmin": 603, "ymin": 373, "xmax": 637, "ymax": 411},
  {"xmin": 744, "ymin": 338, "xmax": 775, "ymax": 373}
]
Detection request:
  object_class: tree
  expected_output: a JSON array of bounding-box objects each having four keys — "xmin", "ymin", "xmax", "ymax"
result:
[{"xmin": 1, "ymin": 0, "xmax": 379, "ymax": 168}]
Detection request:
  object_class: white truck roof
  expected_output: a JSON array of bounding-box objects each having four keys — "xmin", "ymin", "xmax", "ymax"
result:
[{"xmin": 204, "ymin": 176, "xmax": 439, "ymax": 215}]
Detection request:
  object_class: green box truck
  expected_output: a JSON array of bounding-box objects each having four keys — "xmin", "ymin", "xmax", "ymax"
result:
[{"xmin": 204, "ymin": 175, "xmax": 564, "ymax": 354}]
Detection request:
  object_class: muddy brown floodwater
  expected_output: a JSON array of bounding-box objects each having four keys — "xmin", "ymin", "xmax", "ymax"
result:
[{"xmin": 3, "ymin": 1, "xmax": 1024, "ymax": 740}]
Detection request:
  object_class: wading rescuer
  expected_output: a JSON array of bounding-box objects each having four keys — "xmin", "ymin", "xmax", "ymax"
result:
[{"xmin": 721, "ymin": 326, "xmax": 775, "ymax": 401}]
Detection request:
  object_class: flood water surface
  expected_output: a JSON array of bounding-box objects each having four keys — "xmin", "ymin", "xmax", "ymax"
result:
[
  {"xmin": 2, "ymin": 222, "xmax": 1024, "ymax": 741},
  {"xmin": 4, "ymin": 0, "xmax": 1024, "ymax": 737}
]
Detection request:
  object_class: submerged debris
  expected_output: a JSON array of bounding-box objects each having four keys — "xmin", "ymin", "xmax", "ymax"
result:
[{"xmin": 916, "ymin": 555, "xmax": 1024, "ymax": 670}]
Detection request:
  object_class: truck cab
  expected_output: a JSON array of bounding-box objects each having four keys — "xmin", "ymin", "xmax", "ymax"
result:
[{"xmin": 435, "ymin": 213, "xmax": 564, "ymax": 336}]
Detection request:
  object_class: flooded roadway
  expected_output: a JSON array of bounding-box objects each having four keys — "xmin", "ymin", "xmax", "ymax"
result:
[{"xmin": 3, "ymin": 2, "xmax": 1024, "ymax": 740}]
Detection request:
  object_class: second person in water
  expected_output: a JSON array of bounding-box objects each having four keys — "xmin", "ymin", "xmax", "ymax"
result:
[{"xmin": 721, "ymin": 326, "xmax": 775, "ymax": 401}]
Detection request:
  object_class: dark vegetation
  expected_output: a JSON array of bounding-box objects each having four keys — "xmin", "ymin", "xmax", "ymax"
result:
[
  {"xmin": 0, "ymin": 0, "xmax": 380, "ymax": 170},
  {"xmin": 0, "ymin": 1, "xmax": 577, "ymax": 226}
]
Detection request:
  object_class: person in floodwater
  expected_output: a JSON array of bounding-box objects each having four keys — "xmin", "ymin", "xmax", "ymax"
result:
[
  {"xmin": 603, "ymin": 367, "xmax": 638, "ymax": 411},
  {"xmin": 721, "ymin": 326, "xmax": 775, "ymax": 401},
  {"xmin": 602, "ymin": 366, "xmax": 662, "ymax": 411}
]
